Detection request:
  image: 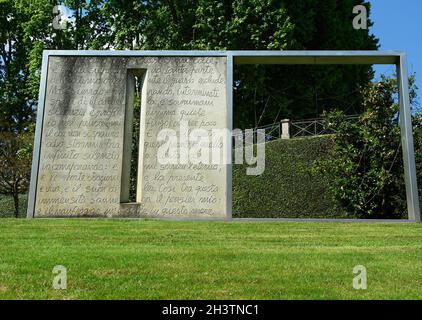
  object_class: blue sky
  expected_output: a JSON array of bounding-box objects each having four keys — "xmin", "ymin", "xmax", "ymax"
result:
[{"xmin": 370, "ymin": 0, "xmax": 421, "ymax": 93}]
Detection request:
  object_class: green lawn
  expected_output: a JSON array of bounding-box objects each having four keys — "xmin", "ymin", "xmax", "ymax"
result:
[{"xmin": 0, "ymin": 219, "xmax": 422, "ymax": 299}]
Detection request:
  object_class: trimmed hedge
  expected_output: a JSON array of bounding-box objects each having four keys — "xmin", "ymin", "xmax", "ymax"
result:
[{"xmin": 233, "ymin": 135, "xmax": 347, "ymax": 218}]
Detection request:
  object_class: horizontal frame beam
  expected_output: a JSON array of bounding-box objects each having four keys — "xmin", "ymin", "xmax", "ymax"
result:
[{"xmin": 42, "ymin": 50, "xmax": 401, "ymax": 65}]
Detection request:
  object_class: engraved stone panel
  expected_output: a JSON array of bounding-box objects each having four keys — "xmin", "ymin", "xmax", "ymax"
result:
[{"xmin": 33, "ymin": 55, "xmax": 228, "ymax": 219}]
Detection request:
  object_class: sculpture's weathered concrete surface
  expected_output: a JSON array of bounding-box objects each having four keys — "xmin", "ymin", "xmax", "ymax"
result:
[{"xmin": 35, "ymin": 56, "xmax": 227, "ymax": 218}]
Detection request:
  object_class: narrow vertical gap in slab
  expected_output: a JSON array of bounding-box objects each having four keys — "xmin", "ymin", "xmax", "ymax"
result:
[
  {"xmin": 121, "ymin": 69, "xmax": 147, "ymax": 203},
  {"xmin": 135, "ymin": 70, "xmax": 148, "ymax": 203}
]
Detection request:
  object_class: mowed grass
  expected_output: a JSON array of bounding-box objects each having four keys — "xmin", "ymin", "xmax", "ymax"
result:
[{"xmin": 0, "ymin": 219, "xmax": 422, "ymax": 300}]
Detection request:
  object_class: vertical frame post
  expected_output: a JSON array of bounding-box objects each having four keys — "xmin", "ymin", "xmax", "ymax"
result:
[
  {"xmin": 226, "ymin": 52, "xmax": 233, "ymax": 220},
  {"xmin": 26, "ymin": 51, "xmax": 50, "ymax": 219},
  {"xmin": 397, "ymin": 53, "xmax": 421, "ymax": 222}
]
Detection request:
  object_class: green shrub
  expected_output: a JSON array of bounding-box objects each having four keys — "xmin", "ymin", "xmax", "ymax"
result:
[
  {"xmin": 313, "ymin": 77, "xmax": 419, "ymax": 219},
  {"xmin": 233, "ymin": 136, "xmax": 346, "ymax": 218}
]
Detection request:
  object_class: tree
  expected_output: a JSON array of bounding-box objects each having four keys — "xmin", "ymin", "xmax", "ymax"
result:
[
  {"xmin": 0, "ymin": 0, "xmax": 33, "ymax": 133},
  {"xmin": 0, "ymin": 0, "xmax": 73, "ymax": 133},
  {"xmin": 314, "ymin": 76, "xmax": 419, "ymax": 218},
  {"xmin": 2, "ymin": 0, "xmax": 379, "ymax": 131},
  {"xmin": 0, "ymin": 1, "xmax": 75, "ymax": 215},
  {"xmin": 136, "ymin": 0, "xmax": 379, "ymax": 128},
  {"xmin": 65, "ymin": 0, "xmax": 379, "ymax": 128},
  {"xmin": 1, "ymin": 1, "xmax": 380, "ymax": 131},
  {"xmin": 0, "ymin": 128, "xmax": 33, "ymax": 217}
]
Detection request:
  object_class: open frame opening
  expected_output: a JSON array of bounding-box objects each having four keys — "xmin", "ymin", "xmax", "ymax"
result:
[{"xmin": 229, "ymin": 51, "xmax": 420, "ymax": 222}]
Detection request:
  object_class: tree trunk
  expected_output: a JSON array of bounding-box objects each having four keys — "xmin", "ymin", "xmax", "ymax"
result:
[
  {"xmin": 224, "ymin": 0, "xmax": 232, "ymax": 22},
  {"xmin": 75, "ymin": 0, "xmax": 80, "ymax": 49},
  {"xmin": 13, "ymin": 192, "xmax": 19, "ymax": 218},
  {"xmin": 167, "ymin": 0, "xmax": 178, "ymax": 25}
]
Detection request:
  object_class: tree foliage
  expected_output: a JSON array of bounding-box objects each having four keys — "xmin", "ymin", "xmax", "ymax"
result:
[
  {"xmin": 1, "ymin": 0, "xmax": 379, "ymax": 131},
  {"xmin": 0, "ymin": 0, "xmax": 75, "ymax": 133},
  {"xmin": 0, "ymin": 127, "xmax": 33, "ymax": 216},
  {"xmin": 314, "ymin": 76, "xmax": 419, "ymax": 218},
  {"xmin": 87, "ymin": 0, "xmax": 379, "ymax": 128}
]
